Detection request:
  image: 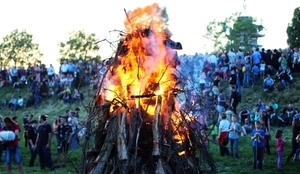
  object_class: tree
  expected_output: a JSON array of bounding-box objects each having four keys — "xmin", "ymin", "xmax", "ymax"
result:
[
  {"xmin": 205, "ymin": 12, "xmax": 264, "ymax": 52},
  {"xmin": 287, "ymin": 7, "xmax": 300, "ymax": 48},
  {"xmin": 58, "ymin": 30, "xmax": 100, "ymax": 62},
  {"xmin": 0, "ymin": 29, "xmax": 43, "ymax": 67}
]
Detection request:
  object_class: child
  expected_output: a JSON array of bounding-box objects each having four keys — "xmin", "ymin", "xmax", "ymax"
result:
[
  {"xmin": 209, "ymin": 123, "xmax": 218, "ymax": 143},
  {"xmin": 251, "ymin": 121, "xmax": 265, "ymax": 170},
  {"xmin": 275, "ymin": 129, "xmax": 285, "ymax": 170},
  {"xmin": 228, "ymin": 115, "xmax": 241, "ymax": 158},
  {"xmin": 251, "ymin": 64, "xmax": 259, "ymax": 87},
  {"xmin": 260, "ymin": 60, "xmax": 266, "ymax": 80}
]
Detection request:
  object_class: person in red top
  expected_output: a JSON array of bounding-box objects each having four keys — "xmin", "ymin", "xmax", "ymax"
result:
[{"xmin": 0, "ymin": 116, "xmax": 23, "ymax": 174}]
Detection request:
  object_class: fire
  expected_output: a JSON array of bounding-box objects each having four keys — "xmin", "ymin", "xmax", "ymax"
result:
[
  {"xmin": 100, "ymin": 3, "xmax": 189, "ymax": 156},
  {"xmin": 102, "ymin": 3, "xmax": 177, "ymax": 115}
]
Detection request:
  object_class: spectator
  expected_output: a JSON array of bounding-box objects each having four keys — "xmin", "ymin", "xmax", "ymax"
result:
[
  {"xmin": 60, "ymin": 61, "xmax": 69, "ymax": 76},
  {"xmin": 262, "ymin": 74, "xmax": 274, "ymax": 92},
  {"xmin": 210, "ymin": 75, "xmax": 221, "ymax": 100},
  {"xmin": 47, "ymin": 64, "xmax": 55, "ymax": 81},
  {"xmin": 218, "ymin": 113, "xmax": 230, "ymax": 156},
  {"xmin": 53, "ymin": 115, "xmax": 61, "ymax": 144},
  {"xmin": 28, "ymin": 120, "xmax": 38, "ymax": 167},
  {"xmin": 17, "ymin": 96, "xmax": 24, "ymax": 110},
  {"xmin": 241, "ymin": 118, "xmax": 253, "ymax": 136},
  {"xmin": 239, "ymin": 106, "xmax": 250, "ymax": 124},
  {"xmin": 243, "ymin": 60, "xmax": 251, "ymax": 88},
  {"xmin": 259, "ymin": 60, "xmax": 266, "ymax": 80},
  {"xmin": 251, "ymin": 64, "xmax": 259, "ymax": 87},
  {"xmin": 68, "ymin": 112, "xmax": 79, "ymax": 149},
  {"xmin": 34, "ymin": 115, "xmax": 55, "ymax": 171},
  {"xmin": 8, "ymin": 95, "xmax": 17, "ymax": 111},
  {"xmin": 216, "ymin": 89, "xmax": 226, "ymax": 121},
  {"xmin": 0, "ymin": 117, "xmax": 24, "ymax": 174},
  {"xmin": 23, "ymin": 114, "xmax": 31, "ymax": 148},
  {"xmin": 33, "ymin": 84, "xmax": 42, "ymax": 109},
  {"xmin": 286, "ymin": 118, "xmax": 300, "ymax": 162},
  {"xmin": 229, "ymin": 85, "xmax": 239, "ymax": 114},
  {"xmin": 228, "ymin": 115, "xmax": 241, "ymax": 158},
  {"xmin": 26, "ymin": 93, "xmax": 35, "ymax": 108},
  {"xmin": 251, "ymin": 121, "xmax": 265, "ymax": 170},
  {"xmin": 56, "ymin": 116, "xmax": 72, "ymax": 168}
]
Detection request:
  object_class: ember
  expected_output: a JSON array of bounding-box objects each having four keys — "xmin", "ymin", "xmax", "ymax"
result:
[{"xmin": 81, "ymin": 3, "xmax": 216, "ymax": 174}]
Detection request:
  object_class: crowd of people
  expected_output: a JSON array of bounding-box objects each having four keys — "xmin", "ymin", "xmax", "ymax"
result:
[
  {"xmin": 180, "ymin": 47, "xmax": 300, "ymax": 171},
  {"xmin": 0, "ymin": 46, "xmax": 299, "ymax": 173},
  {"xmin": 0, "ymin": 108, "xmax": 85, "ymax": 173},
  {"xmin": 0, "ymin": 59, "xmax": 103, "ymax": 173}
]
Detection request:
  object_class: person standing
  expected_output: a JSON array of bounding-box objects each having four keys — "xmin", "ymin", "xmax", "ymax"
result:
[
  {"xmin": 216, "ymin": 89, "xmax": 226, "ymax": 121},
  {"xmin": 34, "ymin": 115, "xmax": 55, "ymax": 171},
  {"xmin": 56, "ymin": 116, "xmax": 73, "ymax": 168},
  {"xmin": 68, "ymin": 112, "xmax": 79, "ymax": 149},
  {"xmin": 0, "ymin": 117, "xmax": 24, "ymax": 174},
  {"xmin": 229, "ymin": 85, "xmax": 239, "ymax": 114},
  {"xmin": 228, "ymin": 115, "xmax": 241, "ymax": 158},
  {"xmin": 275, "ymin": 129, "xmax": 285, "ymax": 170},
  {"xmin": 251, "ymin": 121, "xmax": 265, "ymax": 170},
  {"xmin": 28, "ymin": 120, "xmax": 38, "ymax": 167},
  {"xmin": 286, "ymin": 118, "xmax": 300, "ymax": 162},
  {"xmin": 218, "ymin": 113, "xmax": 230, "ymax": 156}
]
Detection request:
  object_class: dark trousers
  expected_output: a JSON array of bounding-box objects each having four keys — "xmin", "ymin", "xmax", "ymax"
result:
[
  {"xmin": 287, "ymin": 142, "xmax": 298, "ymax": 162},
  {"xmin": 29, "ymin": 147, "xmax": 38, "ymax": 167},
  {"xmin": 253, "ymin": 146, "xmax": 264, "ymax": 169},
  {"xmin": 219, "ymin": 144, "xmax": 229, "ymax": 156},
  {"xmin": 37, "ymin": 145, "xmax": 54, "ymax": 169},
  {"xmin": 265, "ymin": 137, "xmax": 271, "ymax": 155}
]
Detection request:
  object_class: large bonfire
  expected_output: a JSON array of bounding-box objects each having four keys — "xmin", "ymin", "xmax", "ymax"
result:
[{"xmin": 81, "ymin": 3, "xmax": 216, "ymax": 174}]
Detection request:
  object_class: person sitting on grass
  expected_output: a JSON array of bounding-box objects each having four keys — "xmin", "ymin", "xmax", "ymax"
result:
[
  {"xmin": 17, "ymin": 96, "xmax": 24, "ymax": 110},
  {"xmin": 8, "ymin": 95, "xmax": 17, "ymax": 112},
  {"xmin": 241, "ymin": 118, "xmax": 253, "ymax": 136},
  {"xmin": 262, "ymin": 74, "xmax": 274, "ymax": 92}
]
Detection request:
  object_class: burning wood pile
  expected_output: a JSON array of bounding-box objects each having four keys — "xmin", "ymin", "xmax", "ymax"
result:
[{"xmin": 81, "ymin": 3, "xmax": 216, "ymax": 174}]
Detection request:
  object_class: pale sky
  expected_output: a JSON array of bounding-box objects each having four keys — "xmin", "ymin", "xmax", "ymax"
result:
[{"xmin": 0, "ymin": 0, "xmax": 299, "ymax": 69}]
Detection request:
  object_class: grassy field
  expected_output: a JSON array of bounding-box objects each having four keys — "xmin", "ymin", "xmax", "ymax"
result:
[{"xmin": 0, "ymin": 73, "xmax": 299, "ymax": 174}]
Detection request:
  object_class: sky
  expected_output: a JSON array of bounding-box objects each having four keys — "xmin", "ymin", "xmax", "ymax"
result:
[{"xmin": 0, "ymin": 0, "xmax": 299, "ymax": 69}]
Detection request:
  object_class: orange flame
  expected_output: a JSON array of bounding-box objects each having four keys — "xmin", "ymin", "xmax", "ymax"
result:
[{"xmin": 102, "ymin": 3, "xmax": 177, "ymax": 115}]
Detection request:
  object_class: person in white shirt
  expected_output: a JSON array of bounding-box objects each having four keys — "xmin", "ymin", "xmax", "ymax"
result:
[
  {"xmin": 47, "ymin": 64, "xmax": 55, "ymax": 80},
  {"xmin": 218, "ymin": 113, "xmax": 230, "ymax": 156},
  {"xmin": 260, "ymin": 60, "xmax": 266, "ymax": 79},
  {"xmin": 228, "ymin": 48, "xmax": 236, "ymax": 70},
  {"xmin": 208, "ymin": 53, "xmax": 218, "ymax": 72},
  {"xmin": 60, "ymin": 61, "xmax": 69, "ymax": 75},
  {"xmin": 17, "ymin": 96, "xmax": 24, "ymax": 110}
]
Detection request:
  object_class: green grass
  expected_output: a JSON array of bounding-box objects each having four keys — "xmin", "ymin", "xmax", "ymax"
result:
[{"xmin": 0, "ymin": 74, "xmax": 300, "ymax": 173}]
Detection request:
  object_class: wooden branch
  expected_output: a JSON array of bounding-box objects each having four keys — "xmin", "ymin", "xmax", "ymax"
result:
[
  {"xmin": 94, "ymin": 103, "xmax": 111, "ymax": 150},
  {"xmin": 152, "ymin": 96, "xmax": 162, "ymax": 156},
  {"xmin": 117, "ymin": 109, "xmax": 128, "ymax": 160},
  {"xmin": 91, "ymin": 116, "xmax": 117, "ymax": 174},
  {"xmin": 155, "ymin": 158, "xmax": 166, "ymax": 174}
]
